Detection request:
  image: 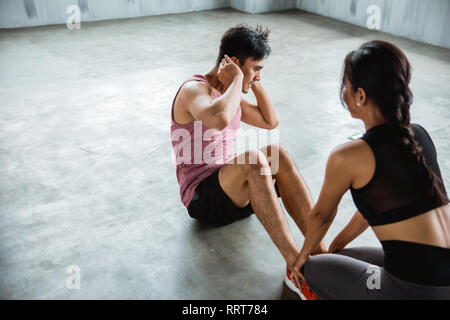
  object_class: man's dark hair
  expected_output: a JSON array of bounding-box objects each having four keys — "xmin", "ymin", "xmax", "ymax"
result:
[{"xmin": 216, "ymin": 24, "xmax": 271, "ymax": 66}]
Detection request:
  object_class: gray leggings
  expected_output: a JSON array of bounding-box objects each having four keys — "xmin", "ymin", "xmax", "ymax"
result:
[{"xmin": 303, "ymin": 247, "xmax": 450, "ymax": 299}]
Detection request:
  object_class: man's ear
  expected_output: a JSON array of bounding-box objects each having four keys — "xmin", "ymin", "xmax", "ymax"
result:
[{"xmin": 231, "ymin": 56, "xmax": 241, "ymax": 66}]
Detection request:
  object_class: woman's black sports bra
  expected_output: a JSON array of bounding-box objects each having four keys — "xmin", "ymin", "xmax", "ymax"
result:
[
  {"xmin": 350, "ymin": 123, "xmax": 450, "ymax": 286},
  {"xmin": 350, "ymin": 123, "xmax": 448, "ymax": 227}
]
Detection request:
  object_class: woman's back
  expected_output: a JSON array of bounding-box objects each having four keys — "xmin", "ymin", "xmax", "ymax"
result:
[
  {"xmin": 291, "ymin": 40, "xmax": 450, "ymax": 299},
  {"xmin": 348, "ymin": 123, "xmax": 450, "ymax": 285},
  {"xmin": 350, "ymin": 123, "xmax": 448, "ymax": 227}
]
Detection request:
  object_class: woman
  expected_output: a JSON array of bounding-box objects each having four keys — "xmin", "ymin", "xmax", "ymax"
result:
[{"xmin": 289, "ymin": 40, "xmax": 450, "ymax": 299}]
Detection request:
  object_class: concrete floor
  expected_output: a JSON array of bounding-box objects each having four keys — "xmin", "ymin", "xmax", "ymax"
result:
[{"xmin": 0, "ymin": 8, "xmax": 449, "ymax": 299}]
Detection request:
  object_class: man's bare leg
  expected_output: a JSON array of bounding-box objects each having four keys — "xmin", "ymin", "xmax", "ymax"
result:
[
  {"xmin": 260, "ymin": 145, "xmax": 327, "ymax": 255},
  {"xmin": 219, "ymin": 149, "xmax": 299, "ymax": 267}
]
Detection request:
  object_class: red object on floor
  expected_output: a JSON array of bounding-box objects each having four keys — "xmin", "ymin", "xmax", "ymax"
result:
[{"xmin": 286, "ymin": 267, "xmax": 320, "ymax": 300}]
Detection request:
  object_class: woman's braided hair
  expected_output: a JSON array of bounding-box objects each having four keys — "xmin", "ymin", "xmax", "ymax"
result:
[{"xmin": 341, "ymin": 40, "xmax": 447, "ymax": 203}]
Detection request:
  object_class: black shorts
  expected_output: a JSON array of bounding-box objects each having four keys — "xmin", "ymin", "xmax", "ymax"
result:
[{"xmin": 187, "ymin": 168, "xmax": 281, "ymax": 226}]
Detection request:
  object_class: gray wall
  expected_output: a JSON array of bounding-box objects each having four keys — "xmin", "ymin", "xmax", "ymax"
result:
[
  {"xmin": 0, "ymin": 0, "xmax": 448, "ymax": 49},
  {"xmin": 296, "ymin": 0, "xmax": 450, "ymax": 49},
  {"xmin": 0, "ymin": 0, "xmax": 296, "ymax": 28},
  {"xmin": 231, "ymin": 0, "xmax": 296, "ymax": 14},
  {"xmin": 0, "ymin": 0, "xmax": 230, "ymax": 28}
]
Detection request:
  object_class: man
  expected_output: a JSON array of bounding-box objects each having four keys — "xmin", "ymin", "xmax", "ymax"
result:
[{"xmin": 170, "ymin": 24, "xmax": 327, "ymax": 296}]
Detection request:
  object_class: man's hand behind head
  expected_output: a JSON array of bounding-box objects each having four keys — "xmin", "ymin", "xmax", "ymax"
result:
[{"xmin": 217, "ymin": 55, "xmax": 243, "ymax": 89}]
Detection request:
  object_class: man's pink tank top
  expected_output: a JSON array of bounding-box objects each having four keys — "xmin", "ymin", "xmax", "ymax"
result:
[{"xmin": 170, "ymin": 74, "xmax": 241, "ymax": 208}]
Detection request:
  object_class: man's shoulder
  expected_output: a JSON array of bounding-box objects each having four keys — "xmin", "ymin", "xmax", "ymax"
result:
[
  {"xmin": 179, "ymin": 80, "xmax": 212, "ymax": 100},
  {"xmin": 181, "ymin": 77, "xmax": 210, "ymax": 91},
  {"xmin": 173, "ymin": 78, "xmax": 214, "ymax": 124}
]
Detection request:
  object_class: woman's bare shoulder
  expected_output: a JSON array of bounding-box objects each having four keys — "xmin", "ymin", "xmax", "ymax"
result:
[{"xmin": 328, "ymin": 139, "xmax": 375, "ymax": 177}]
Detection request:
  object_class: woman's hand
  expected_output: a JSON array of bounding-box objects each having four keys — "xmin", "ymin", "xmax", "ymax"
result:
[
  {"xmin": 289, "ymin": 253, "xmax": 308, "ymax": 291},
  {"xmin": 328, "ymin": 235, "xmax": 347, "ymax": 253},
  {"xmin": 328, "ymin": 210, "xmax": 368, "ymax": 253}
]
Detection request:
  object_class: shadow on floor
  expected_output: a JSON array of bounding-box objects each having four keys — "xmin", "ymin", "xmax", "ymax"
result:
[
  {"xmin": 188, "ymin": 219, "xmax": 302, "ymax": 300},
  {"xmin": 280, "ymin": 282, "xmax": 302, "ymax": 300}
]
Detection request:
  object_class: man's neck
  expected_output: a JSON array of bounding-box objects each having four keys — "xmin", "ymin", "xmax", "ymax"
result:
[{"xmin": 204, "ymin": 65, "xmax": 225, "ymax": 94}]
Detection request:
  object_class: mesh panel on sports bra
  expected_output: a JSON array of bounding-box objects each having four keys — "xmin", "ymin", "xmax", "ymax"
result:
[{"xmin": 350, "ymin": 123, "xmax": 448, "ymax": 226}]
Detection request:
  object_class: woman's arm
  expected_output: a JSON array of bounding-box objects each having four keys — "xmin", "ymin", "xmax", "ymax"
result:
[
  {"xmin": 329, "ymin": 210, "xmax": 369, "ymax": 253},
  {"xmin": 289, "ymin": 144, "xmax": 357, "ymax": 289}
]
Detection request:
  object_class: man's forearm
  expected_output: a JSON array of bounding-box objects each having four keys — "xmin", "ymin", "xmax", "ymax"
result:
[
  {"xmin": 211, "ymin": 75, "xmax": 243, "ymax": 122},
  {"xmin": 252, "ymin": 82, "xmax": 278, "ymax": 127}
]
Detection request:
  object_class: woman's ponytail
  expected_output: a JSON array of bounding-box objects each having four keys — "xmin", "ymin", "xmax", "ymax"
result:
[{"xmin": 341, "ymin": 40, "xmax": 448, "ymax": 203}]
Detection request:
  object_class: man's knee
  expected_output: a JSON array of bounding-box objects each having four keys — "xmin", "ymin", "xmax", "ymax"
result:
[
  {"xmin": 261, "ymin": 144, "xmax": 293, "ymax": 175},
  {"xmin": 261, "ymin": 144, "xmax": 282, "ymax": 157},
  {"xmin": 244, "ymin": 149, "xmax": 271, "ymax": 176}
]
